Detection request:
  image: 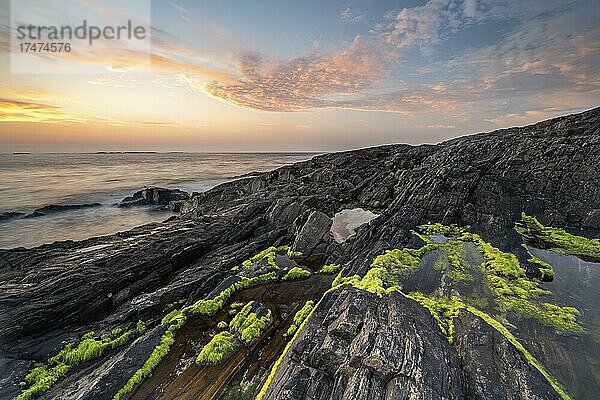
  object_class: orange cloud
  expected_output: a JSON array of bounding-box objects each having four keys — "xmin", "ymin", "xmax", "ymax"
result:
[
  {"xmin": 0, "ymin": 98, "xmax": 85, "ymax": 123},
  {"xmin": 204, "ymin": 37, "xmax": 394, "ymax": 112}
]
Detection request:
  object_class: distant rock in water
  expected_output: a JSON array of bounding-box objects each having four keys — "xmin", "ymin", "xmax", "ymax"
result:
[
  {"xmin": 229, "ymin": 171, "xmax": 264, "ymax": 179},
  {"xmin": 22, "ymin": 203, "xmax": 102, "ymax": 219},
  {"xmin": 0, "ymin": 211, "xmax": 26, "ymax": 221},
  {"xmin": 118, "ymin": 187, "xmax": 190, "ymax": 211}
]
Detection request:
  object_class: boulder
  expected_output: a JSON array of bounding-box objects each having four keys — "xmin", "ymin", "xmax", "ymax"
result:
[
  {"xmin": 291, "ymin": 210, "xmax": 333, "ymax": 258},
  {"xmin": 118, "ymin": 187, "xmax": 189, "ymax": 208}
]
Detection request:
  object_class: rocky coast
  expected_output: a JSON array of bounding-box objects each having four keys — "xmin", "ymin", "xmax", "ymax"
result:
[{"xmin": 1, "ymin": 108, "xmax": 599, "ymax": 400}]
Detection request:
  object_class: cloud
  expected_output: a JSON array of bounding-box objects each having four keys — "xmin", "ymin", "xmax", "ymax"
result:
[
  {"xmin": 169, "ymin": 2, "xmax": 190, "ymax": 15},
  {"xmin": 204, "ymin": 36, "xmax": 391, "ymax": 111},
  {"xmin": 377, "ymin": 0, "xmax": 479, "ymax": 52},
  {"xmin": 485, "ymin": 109, "xmax": 568, "ymax": 127},
  {"xmin": 417, "ymin": 123, "xmax": 456, "ymax": 129},
  {"xmin": 3, "ymin": 0, "xmax": 598, "ymax": 126},
  {"xmin": 0, "ymin": 86, "xmax": 176, "ymax": 126},
  {"xmin": 341, "ymin": 7, "xmax": 364, "ymax": 23},
  {"xmin": 0, "ymin": 98, "xmax": 85, "ymax": 123},
  {"xmin": 463, "ymin": 0, "xmax": 479, "ymax": 18},
  {"xmin": 169, "ymin": 2, "xmax": 191, "ymax": 22},
  {"xmin": 201, "ymin": 0, "xmax": 492, "ymax": 113}
]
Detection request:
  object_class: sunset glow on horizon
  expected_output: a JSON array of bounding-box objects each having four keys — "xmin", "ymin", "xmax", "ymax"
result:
[{"xmin": 0, "ymin": 0, "xmax": 599, "ymax": 152}]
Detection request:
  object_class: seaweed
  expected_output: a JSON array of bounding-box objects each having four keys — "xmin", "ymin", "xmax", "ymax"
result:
[
  {"xmin": 114, "ymin": 271, "xmax": 277, "ymax": 399},
  {"xmin": 466, "ymin": 306, "xmax": 572, "ymax": 400},
  {"xmin": 406, "ymin": 293, "xmax": 464, "ymax": 344},
  {"xmin": 229, "ymin": 301, "xmax": 272, "ymax": 343},
  {"xmin": 320, "ymin": 264, "xmax": 342, "ymax": 274},
  {"xmin": 113, "ymin": 317, "xmax": 184, "ymax": 400},
  {"xmin": 217, "ymin": 321, "xmax": 228, "ymax": 330},
  {"xmin": 240, "ymin": 246, "xmax": 301, "ymax": 270}
]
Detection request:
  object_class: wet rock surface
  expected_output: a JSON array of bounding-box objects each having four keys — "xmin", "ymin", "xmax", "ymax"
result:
[
  {"xmin": 453, "ymin": 311, "xmax": 561, "ymax": 400},
  {"xmin": 263, "ymin": 286, "xmax": 465, "ymax": 400},
  {"xmin": 0, "ymin": 108, "xmax": 599, "ymax": 399},
  {"xmin": 262, "ymin": 286, "xmax": 561, "ymax": 400}
]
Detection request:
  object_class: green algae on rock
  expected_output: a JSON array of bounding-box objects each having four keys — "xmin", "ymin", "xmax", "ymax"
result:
[
  {"xmin": 217, "ymin": 321, "xmax": 228, "ymax": 330},
  {"xmin": 515, "ymin": 213, "xmax": 600, "ymax": 260},
  {"xmin": 466, "ymin": 306, "xmax": 573, "ymax": 400},
  {"xmin": 285, "ymin": 300, "xmax": 315, "ymax": 337},
  {"xmin": 320, "ymin": 263, "xmax": 342, "ymax": 274},
  {"xmin": 405, "ymin": 293, "xmax": 464, "ymax": 344},
  {"xmin": 197, "ymin": 331, "xmax": 235, "ymax": 363},
  {"xmin": 229, "ymin": 301, "xmax": 272, "ymax": 343},
  {"xmin": 16, "ymin": 322, "xmax": 146, "ymax": 400},
  {"xmin": 283, "ymin": 267, "xmax": 311, "ymax": 281},
  {"xmin": 114, "ymin": 269, "xmax": 278, "ymax": 400},
  {"xmin": 240, "ymin": 246, "xmax": 301, "ymax": 270}
]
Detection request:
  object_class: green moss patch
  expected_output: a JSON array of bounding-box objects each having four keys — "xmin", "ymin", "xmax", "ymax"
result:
[
  {"xmin": 113, "ymin": 317, "xmax": 183, "ymax": 400},
  {"xmin": 466, "ymin": 306, "xmax": 572, "ymax": 400},
  {"xmin": 229, "ymin": 302, "xmax": 272, "ymax": 343},
  {"xmin": 115, "ymin": 271, "xmax": 277, "ymax": 399},
  {"xmin": 515, "ymin": 213, "xmax": 600, "ymax": 260},
  {"xmin": 406, "ymin": 293, "xmax": 464, "ymax": 344},
  {"xmin": 197, "ymin": 331, "xmax": 235, "ymax": 363},
  {"xmin": 217, "ymin": 321, "xmax": 228, "ymax": 330},
  {"xmin": 457, "ymin": 231, "xmax": 581, "ymax": 331},
  {"xmin": 320, "ymin": 264, "xmax": 342, "ymax": 274},
  {"xmin": 17, "ymin": 322, "xmax": 146, "ymax": 400},
  {"xmin": 285, "ymin": 301, "xmax": 315, "ymax": 337},
  {"xmin": 525, "ymin": 247, "xmax": 555, "ymax": 279},
  {"xmin": 283, "ymin": 267, "xmax": 311, "ymax": 281},
  {"xmin": 418, "ymin": 223, "xmax": 470, "ymax": 237},
  {"xmin": 240, "ymin": 246, "xmax": 301, "ymax": 270}
]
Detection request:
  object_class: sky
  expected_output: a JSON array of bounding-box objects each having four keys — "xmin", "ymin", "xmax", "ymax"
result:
[{"xmin": 0, "ymin": 0, "xmax": 598, "ymax": 152}]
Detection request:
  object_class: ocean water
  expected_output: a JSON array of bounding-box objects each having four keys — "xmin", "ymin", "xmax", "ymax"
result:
[{"xmin": 0, "ymin": 153, "xmax": 316, "ymax": 249}]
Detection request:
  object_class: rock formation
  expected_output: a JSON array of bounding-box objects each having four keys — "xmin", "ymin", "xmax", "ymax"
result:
[
  {"xmin": 0, "ymin": 108, "xmax": 598, "ymax": 400},
  {"xmin": 118, "ymin": 187, "xmax": 190, "ymax": 210}
]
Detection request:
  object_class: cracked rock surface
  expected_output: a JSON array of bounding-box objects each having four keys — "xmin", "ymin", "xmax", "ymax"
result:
[{"xmin": 262, "ymin": 286, "xmax": 561, "ymax": 400}]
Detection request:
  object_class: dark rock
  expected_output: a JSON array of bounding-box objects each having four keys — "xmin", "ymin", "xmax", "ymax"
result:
[
  {"xmin": 22, "ymin": 203, "xmax": 102, "ymax": 218},
  {"xmin": 291, "ymin": 210, "xmax": 333, "ymax": 261},
  {"xmin": 118, "ymin": 187, "xmax": 189, "ymax": 208},
  {"xmin": 0, "ymin": 211, "xmax": 25, "ymax": 221},
  {"xmin": 453, "ymin": 310, "xmax": 561, "ymax": 400},
  {"xmin": 262, "ymin": 287, "xmax": 465, "ymax": 400},
  {"xmin": 229, "ymin": 171, "xmax": 264, "ymax": 179},
  {"xmin": 261, "ymin": 287, "xmax": 562, "ymax": 400},
  {"xmin": 582, "ymin": 209, "xmax": 600, "ymax": 228}
]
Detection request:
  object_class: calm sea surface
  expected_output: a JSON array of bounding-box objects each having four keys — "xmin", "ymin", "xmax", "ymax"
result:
[{"xmin": 0, "ymin": 153, "xmax": 315, "ymax": 249}]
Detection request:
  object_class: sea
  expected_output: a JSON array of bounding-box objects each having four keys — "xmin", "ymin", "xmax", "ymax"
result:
[{"xmin": 0, "ymin": 152, "xmax": 316, "ymax": 249}]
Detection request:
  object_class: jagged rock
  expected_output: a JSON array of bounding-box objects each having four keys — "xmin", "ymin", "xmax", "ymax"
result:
[
  {"xmin": 262, "ymin": 287, "xmax": 464, "ymax": 400},
  {"xmin": 291, "ymin": 210, "xmax": 333, "ymax": 258},
  {"xmin": 453, "ymin": 311, "xmax": 561, "ymax": 400},
  {"xmin": 118, "ymin": 187, "xmax": 189, "ymax": 208},
  {"xmin": 262, "ymin": 287, "xmax": 562, "ymax": 400}
]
